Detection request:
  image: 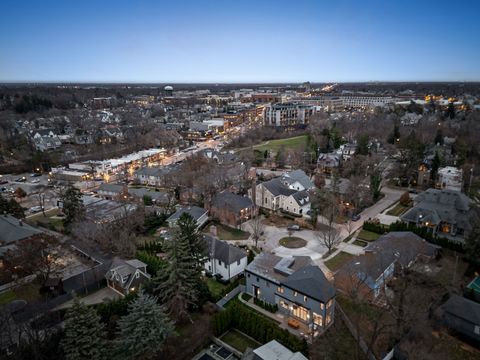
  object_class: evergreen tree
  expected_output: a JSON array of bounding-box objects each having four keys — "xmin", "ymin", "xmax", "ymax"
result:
[
  {"xmin": 115, "ymin": 291, "xmax": 174, "ymax": 359},
  {"xmin": 153, "ymin": 227, "xmax": 199, "ymax": 321},
  {"xmin": 61, "ymin": 298, "xmax": 107, "ymax": 360},
  {"xmin": 0, "ymin": 194, "xmax": 25, "ymax": 218},
  {"xmin": 464, "ymin": 207, "xmax": 480, "ymax": 268},
  {"xmin": 176, "ymin": 213, "xmax": 205, "ymax": 269},
  {"xmin": 430, "ymin": 151, "xmax": 441, "ymax": 181},
  {"xmin": 60, "ymin": 186, "xmax": 84, "ymax": 228},
  {"xmin": 370, "ymin": 170, "xmax": 382, "ymax": 201},
  {"xmin": 357, "ymin": 134, "xmax": 370, "ymax": 155}
]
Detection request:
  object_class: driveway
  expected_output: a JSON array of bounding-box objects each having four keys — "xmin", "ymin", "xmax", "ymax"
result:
[{"xmin": 56, "ymin": 286, "xmax": 121, "ymax": 309}]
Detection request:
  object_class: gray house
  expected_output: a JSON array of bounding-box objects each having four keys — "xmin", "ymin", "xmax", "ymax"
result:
[
  {"xmin": 443, "ymin": 295, "xmax": 480, "ymax": 342},
  {"xmin": 105, "ymin": 257, "xmax": 151, "ymax": 296},
  {"xmin": 167, "ymin": 205, "xmax": 208, "ymax": 229},
  {"xmin": 400, "ymin": 189, "xmax": 474, "ymax": 241},
  {"xmin": 245, "ymin": 253, "xmax": 335, "ymax": 331},
  {"xmin": 204, "ymin": 235, "xmax": 247, "ymax": 280},
  {"xmin": 0, "ymin": 214, "xmax": 43, "ymax": 258}
]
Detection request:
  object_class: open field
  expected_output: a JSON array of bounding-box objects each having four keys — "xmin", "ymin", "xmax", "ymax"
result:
[{"xmin": 252, "ymin": 135, "xmax": 307, "ymax": 153}]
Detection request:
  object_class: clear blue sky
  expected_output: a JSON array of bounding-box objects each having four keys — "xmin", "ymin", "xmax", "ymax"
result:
[{"xmin": 1, "ymin": 0, "xmax": 479, "ymax": 83}]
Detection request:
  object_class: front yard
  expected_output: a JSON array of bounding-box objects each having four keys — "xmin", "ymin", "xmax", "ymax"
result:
[
  {"xmin": 386, "ymin": 202, "xmax": 410, "ymax": 216},
  {"xmin": 324, "ymin": 251, "xmax": 354, "ymax": 272},
  {"xmin": 219, "ymin": 329, "xmax": 261, "ymax": 352},
  {"xmin": 357, "ymin": 229, "xmax": 381, "ymax": 242}
]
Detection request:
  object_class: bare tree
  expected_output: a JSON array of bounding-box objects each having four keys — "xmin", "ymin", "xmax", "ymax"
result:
[
  {"xmin": 316, "ymin": 225, "xmax": 342, "ymax": 254},
  {"xmin": 250, "ymin": 215, "xmax": 265, "ymax": 248},
  {"xmin": 36, "ymin": 188, "xmax": 47, "ymax": 217}
]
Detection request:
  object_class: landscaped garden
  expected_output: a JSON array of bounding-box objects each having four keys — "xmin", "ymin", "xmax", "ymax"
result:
[
  {"xmin": 219, "ymin": 329, "xmax": 261, "ymax": 352},
  {"xmin": 324, "ymin": 251, "xmax": 354, "ymax": 272},
  {"xmin": 279, "ymin": 236, "xmax": 307, "ymax": 248}
]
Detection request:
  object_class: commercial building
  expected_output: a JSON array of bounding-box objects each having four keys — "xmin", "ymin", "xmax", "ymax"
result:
[{"xmin": 264, "ymin": 103, "xmax": 315, "ymax": 127}]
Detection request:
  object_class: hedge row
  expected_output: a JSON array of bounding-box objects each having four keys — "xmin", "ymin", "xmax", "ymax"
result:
[
  {"xmin": 363, "ymin": 220, "xmax": 465, "ymax": 253},
  {"xmin": 212, "ymin": 302, "xmax": 308, "ymax": 356},
  {"xmin": 253, "ymin": 298, "xmax": 278, "ymax": 313}
]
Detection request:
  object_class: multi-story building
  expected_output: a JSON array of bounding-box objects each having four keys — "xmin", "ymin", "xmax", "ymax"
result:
[
  {"xmin": 264, "ymin": 103, "xmax": 315, "ymax": 127},
  {"xmin": 245, "ymin": 253, "xmax": 335, "ymax": 332}
]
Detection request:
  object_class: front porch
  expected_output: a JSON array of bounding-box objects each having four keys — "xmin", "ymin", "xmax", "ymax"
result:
[{"xmin": 238, "ymin": 292, "xmax": 322, "ymax": 342}]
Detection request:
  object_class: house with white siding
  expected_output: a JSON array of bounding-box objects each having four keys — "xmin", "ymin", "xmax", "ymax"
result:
[{"xmin": 203, "ymin": 235, "xmax": 247, "ymax": 281}]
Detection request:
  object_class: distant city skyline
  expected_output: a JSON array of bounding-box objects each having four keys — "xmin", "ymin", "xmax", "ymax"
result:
[{"xmin": 1, "ymin": 0, "xmax": 479, "ymax": 83}]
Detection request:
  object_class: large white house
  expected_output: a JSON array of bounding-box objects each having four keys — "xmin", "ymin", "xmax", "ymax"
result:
[
  {"xmin": 203, "ymin": 235, "xmax": 247, "ymax": 281},
  {"xmin": 250, "ymin": 170, "xmax": 313, "ymax": 216}
]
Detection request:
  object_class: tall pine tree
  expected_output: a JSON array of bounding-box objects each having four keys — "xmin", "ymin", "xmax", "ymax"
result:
[
  {"xmin": 114, "ymin": 291, "xmax": 174, "ymax": 359},
  {"xmin": 176, "ymin": 213, "xmax": 206, "ymax": 270},
  {"xmin": 60, "ymin": 298, "xmax": 107, "ymax": 360},
  {"xmin": 153, "ymin": 224, "xmax": 199, "ymax": 322}
]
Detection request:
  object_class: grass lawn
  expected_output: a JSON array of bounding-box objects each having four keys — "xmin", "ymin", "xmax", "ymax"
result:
[
  {"xmin": 342, "ymin": 233, "xmax": 355, "ymax": 243},
  {"xmin": 220, "ymin": 329, "xmax": 261, "ymax": 352},
  {"xmin": 279, "ymin": 236, "xmax": 307, "ymax": 248},
  {"xmin": 252, "ymin": 135, "xmax": 308, "ymax": 153},
  {"xmin": 353, "ymin": 239, "xmax": 368, "ymax": 247},
  {"xmin": 208, "ymin": 223, "xmax": 250, "ymax": 240},
  {"xmin": 324, "ymin": 251, "xmax": 354, "ymax": 272},
  {"xmin": 206, "ymin": 278, "xmax": 228, "ymax": 299},
  {"xmin": 386, "ymin": 202, "xmax": 410, "ymax": 216},
  {"xmin": 26, "ymin": 208, "xmax": 64, "ymax": 232},
  {"xmin": 0, "ymin": 290, "xmax": 16, "ymax": 305},
  {"xmin": 357, "ymin": 229, "xmax": 381, "ymax": 242},
  {"xmin": 14, "ymin": 283, "xmax": 41, "ymax": 302}
]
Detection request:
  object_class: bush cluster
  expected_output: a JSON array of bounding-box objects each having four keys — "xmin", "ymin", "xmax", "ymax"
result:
[{"xmin": 253, "ymin": 298, "xmax": 278, "ymax": 313}]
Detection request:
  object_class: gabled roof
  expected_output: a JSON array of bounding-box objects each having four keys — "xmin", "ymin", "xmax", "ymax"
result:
[
  {"xmin": 204, "ymin": 235, "xmax": 247, "ymax": 265},
  {"xmin": 281, "ymin": 169, "xmax": 314, "ymax": 190},
  {"xmin": 262, "ymin": 178, "xmax": 297, "ymax": 197},
  {"xmin": 211, "ymin": 191, "xmax": 252, "ymax": 213},
  {"xmin": 443, "ymin": 294, "xmax": 480, "ymax": 325},
  {"xmin": 290, "ymin": 191, "xmax": 310, "ymax": 206},
  {"xmin": 282, "ymin": 265, "xmax": 335, "ymax": 303},
  {"xmin": 105, "ymin": 257, "xmax": 150, "ymax": 289},
  {"xmin": 0, "ymin": 215, "xmax": 42, "ymax": 245},
  {"xmin": 253, "ymin": 340, "xmax": 308, "ymax": 360},
  {"xmin": 167, "ymin": 205, "xmax": 207, "ymax": 223}
]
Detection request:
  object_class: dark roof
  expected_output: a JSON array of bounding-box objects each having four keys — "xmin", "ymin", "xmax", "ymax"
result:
[
  {"xmin": 204, "ymin": 235, "xmax": 247, "ymax": 265},
  {"xmin": 246, "ymin": 252, "xmax": 312, "ymax": 283},
  {"xmin": 282, "ymin": 265, "xmax": 336, "ymax": 302},
  {"xmin": 167, "ymin": 205, "xmax": 207, "ymax": 222},
  {"xmin": 211, "ymin": 191, "xmax": 252, "ymax": 213},
  {"xmin": 262, "ymin": 178, "xmax": 297, "ymax": 197},
  {"xmin": 0, "ymin": 215, "xmax": 42, "ymax": 246},
  {"xmin": 443, "ymin": 294, "xmax": 480, "ymax": 325},
  {"xmin": 281, "ymin": 170, "xmax": 314, "ymax": 190},
  {"xmin": 291, "ymin": 191, "xmax": 310, "ymax": 206}
]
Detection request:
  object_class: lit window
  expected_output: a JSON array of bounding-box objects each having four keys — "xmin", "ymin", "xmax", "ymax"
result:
[
  {"xmin": 304, "ymin": 296, "xmax": 307, "ymax": 302},
  {"xmin": 294, "ymin": 291, "xmax": 298, "ymax": 297},
  {"xmin": 277, "ymin": 286, "xmax": 284, "ymax": 294}
]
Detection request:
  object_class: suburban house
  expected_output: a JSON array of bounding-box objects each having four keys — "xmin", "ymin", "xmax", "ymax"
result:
[
  {"xmin": 400, "ymin": 188, "xmax": 474, "ymax": 241},
  {"xmin": 251, "ymin": 170, "xmax": 312, "ymax": 216},
  {"xmin": 338, "ymin": 143, "xmax": 357, "ymax": 161},
  {"xmin": 105, "ymin": 257, "xmax": 151, "ymax": 296},
  {"xmin": 167, "ymin": 205, "xmax": 208, "ymax": 229},
  {"xmin": 0, "ymin": 214, "xmax": 43, "ymax": 260},
  {"xmin": 245, "ymin": 253, "xmax": 335, "ymax": 332},
  {"xmin": 317, "ymin": 152, "xmax": 341, "ymax": 175},
  {"xmin": 335, "ymin": 232, "xmax": 439, "ymax": 301},
  {"xmin": 443, "ymin": 294, "xmax": 480, "ymax": 342},
  {"xmin": 203, "ymin": 235, "xmax": 247, "ymax": 281},
  {"xmin": 242, "ymin": 340, "xmax": 308, "ymax": 360},
  {"xmin": 209, "ymin": 191, "xmax": 254, "ymax": 227},
  {"xmin": 30, "ymin": 129, "xmax": 62, "ymax": 151}
]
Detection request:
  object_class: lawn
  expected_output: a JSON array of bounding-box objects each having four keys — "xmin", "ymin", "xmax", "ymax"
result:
[
  {"xmin": 353, "ymin": 239, "xmax": 368, "ymax": 247},
  {"xmin": 252, "ymin": 135, "xmax": 308, "ymax": 153},
  {"xmin": 325, "ymin": 251, "xmax": 354, "ymax": 272},
  {"xmin": 206, "ymin": 278, "xmax": 228, "ymax": 300},
  {"xmin": 279, "ymin": 236, "xmax": 307, "ymax": 248},
  {"xmin": 0, "ymin": 290, "xmax": 16, "ymax": 305},
  {"xmin": 386, "ymin": 202, "xmax": 410, "ymax": 216},
  {"xmin": 357, "ymin": 229, "xmax": 381, "ymax": 242},
  {"xmin": 208, "ymin": 223, "xmax": 250, "ymax": 240},
  {"xmin": 26, "ymin": 208, "xmax": 64, "ymax": 232},
  {"xmin": 220, "ymin": 329, "xmax": 261, "ymax": 352}
]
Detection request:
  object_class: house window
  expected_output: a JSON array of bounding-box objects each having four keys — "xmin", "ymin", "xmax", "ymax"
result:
[
  {"xmin": 256, "ymin": 277, "xmax": 259, "ymax": 282},
  {"xmin": 313, "ymin": 312, "xmax": 323, "ymax": 326},
  {"xmin": 135, "ymin": 272, "xmax": 140, "ymax": 279},
  {"xmin": 277, "ymin": 286, "xmax": 284, "ymax": 294},
  {"xmin": 237, "ymin": 259, "xmax": 240, "ymax": 265},
  {"xmin": 266, "ymin": 282, "xmax": 270, "ymax": 287},
  {"xmin": 247, "ymin": 273, "xmax": 250, "ymax": 278},
  {"xmin": 326, "ymin": 314, "xmax": 332, "ymax": 325},
  {"xmin": 293, "ymin": 291, "xmax": 298, "ymax": 297},
  {"xmin": 304, "ymin": 295, "xmax": 307, "ymax": 303},
  {"xmin": 280, "ymin": 300, "xmax": 289, "ymax": 309},
  {"xmin": 224, "ymin": 263, "xmax": 227, "ymax": 269},
  {"xmin": 320, "ymin": 302, "xmax": 324, "ymax": 310},
  {"xmin": 219, "ymin": 260, "xmax": 222, "ymax": 266},
  {"xmin": 327, "ymin": 299, "xmax": 333, "ymax": 308}
]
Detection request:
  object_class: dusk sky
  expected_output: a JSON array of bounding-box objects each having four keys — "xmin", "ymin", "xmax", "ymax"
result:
[{"xmin": 1, "ymin": 0, "xmax": 479, "ymax": 83}]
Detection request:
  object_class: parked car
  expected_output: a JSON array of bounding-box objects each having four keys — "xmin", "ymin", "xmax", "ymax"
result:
[
  {"xmin": 0, "ymin": 180, "xmax": 8, "ymax": 185},
  {"xmin": 30, "ymin": 173, "xmax": 41, "ymax": 177},
  {"xmin": 287, "ymin": 224, "xmax": 300, "ymax": 231},
  {"xmin": 15, "ymin": 177, "xmax": 27, "ymax": 182},
  {"xmin": 351, "ymin": 214, "xmax": 361, "ymax": 221},
  {"xmin": 29, "ymin": 206, "xmax": 43, "ymax": 213}
]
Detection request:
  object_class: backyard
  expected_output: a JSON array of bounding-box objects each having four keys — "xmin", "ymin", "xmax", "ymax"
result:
[
  {"xmin": 325, "ymin": 251, "xmax": 354, "ymax": 272},
  {"xmin": 219, "ymin": 329, "xmax": 261, "ymax": 352},
  {"xmin": 205, "ymin": 278, "xmax": 228, "ymax": 300},
  {"xmin": 25, "ymin": 208, "xmax": 64, "ymax": 232},
  {"xmin": 206, "ymin": 223, "xmax": 250, "ymax": 240},
  {"xmin": 0, "ymin": 282, "xmax": 42, "ymax": 305}
]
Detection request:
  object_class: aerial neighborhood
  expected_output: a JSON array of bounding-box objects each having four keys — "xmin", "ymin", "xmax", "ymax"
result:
[{"xmin": 1, "ymin": 81, "xmax": 480, "ymax": 360}]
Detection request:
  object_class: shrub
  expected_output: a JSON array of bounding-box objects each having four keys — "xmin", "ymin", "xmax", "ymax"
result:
[
  {"xmin": 253, "ymin": 298, "xmax": 278, "ymax": 313},
  {"xmin": 399, "ymin": 192, "xmax": 411, "ymax": 206},
  {"xmin": 241, "ymin": 293, "xmax": 252, "ymax": 302}
]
